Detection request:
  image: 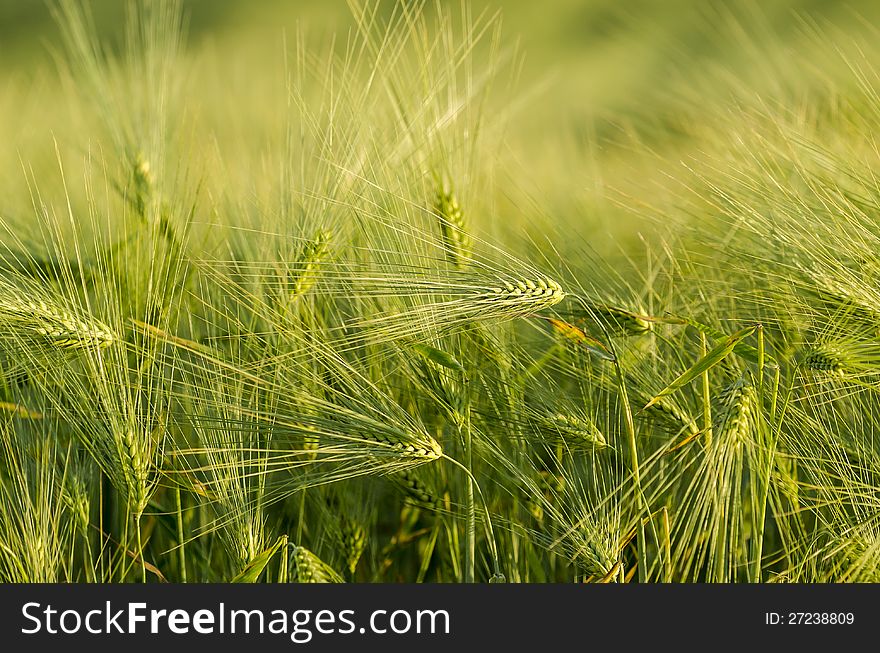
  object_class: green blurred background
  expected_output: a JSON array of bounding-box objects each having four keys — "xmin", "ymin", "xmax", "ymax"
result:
[
  {"xmin": 3, "ymin": 0, "xmax": 880, "ymax": 250},
  {"xmin": 4, "ymin": 0, "xmax": 879, "ymax": 131}
]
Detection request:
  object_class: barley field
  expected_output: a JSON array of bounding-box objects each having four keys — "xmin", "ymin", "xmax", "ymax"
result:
[{"xmin": 2, "ymin": 0, "xmax": 880, "ymax": 583}]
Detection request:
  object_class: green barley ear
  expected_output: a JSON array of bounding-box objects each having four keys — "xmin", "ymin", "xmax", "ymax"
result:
[
  {"xmin": 131, "ymin": 151, "xmax": 154, "ymax": 219},
  {"xmin": 0, "ymin": 279, "xmax": 115, "ymax": 353},
  {"xmin": 714, "ymin": 377, "xmax": 756, "ymax": 442},
  {"xmin": 434, "ymin": 178, "xmax": 471, "ymax": 268},
  {"xmin": 363, "ymin": 424, "xmax": 443, "ymax": 462},
  {"xmin": 644, "ymin": 395, "xmax": 700, "ymax": 436},
  {"xmin": 340, "ymin": 519, "xmax": 368, "ymax": 575},
  {"xmin": 551, "ymin": 512, "xmax": 619, "ymax": 580},
  {"xmin": 118, "ymin": 425, "xmax": 152, "ymax": 516},
  {"xmin": 480, "ymin": 276, "xmax": 565, "ymax": 318},
  {"xmin": 540, "ymin": 412, "xmax": 607, "ymax": 449},
  {"xmin": 578, "ymin": 301, "xmax": 653, "ymax": 336},
  {"xmin": 798, "ymin": 339, "xmax": 880, "ymax": 378},
  {"xmin": 290, "ymin": 545, "xmax": 344, "ymax": 583},
  {"xmin": 801, "ymin": 342, "xmax": 847, "ymax": 376},
  {"xmin": 0, "ymin": 423, "xmax": 76, "ymax": 582},
  {"xmin": 290, "ymin": 229, "xmax": 332, "ymax": 300},
  {"xmin": 390, "ymin": 469, "xmax": 443, "ymax": 511},
  {"xmin": 341, "ymin": 271, "xmax": 565, "ymax": 344},
  {"xmin": 59, "ymin": 484, "xmax": 90, "ymax": 538}
]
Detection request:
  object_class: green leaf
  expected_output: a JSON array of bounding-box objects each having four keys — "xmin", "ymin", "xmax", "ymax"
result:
[
  {"xmin": 674, "ymin": 315, "xmax": 777, "ymax": 369},
  {"xmin": 230, "ymin": 536, "xmax": 287, "ymax": 583},
  {"xmin": 410, "ymin": 342, "xmax": 465, "ymax": 373},
  {"xmin": 643, "ymin": 325, "xmax": 758, "ymax": 411}
]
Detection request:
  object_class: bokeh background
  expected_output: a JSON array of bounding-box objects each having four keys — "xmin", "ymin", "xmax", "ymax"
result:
[
  {"xmin": 3, "ymin": 0, "xmax": 880, "ymax": 249},
  {"xmin": 5, "ymin": 1, "xmax": 880, "ymax": 127}
]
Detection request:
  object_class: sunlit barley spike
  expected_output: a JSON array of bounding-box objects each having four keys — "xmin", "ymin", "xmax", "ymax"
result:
[
  {"xmin": 365, "ymin": 427, "xmax": 443, "ymax": 462},
  {"xmin": 435, "ymin": 181, "xmax": 471, "ymax": 268},
  {"xmin": 569, "ymin": 524, "xmax": 618, "ymax": 579},
  {"xmin": 0, "ymin": 292, "xmax": 115, "ymax": 351},
  {"xmin": 340, "ymin": 519, "xmax": 367, "ymax": 575},
  {"xmin": 291, "ymin": 546, "xmax": 344, "ymax": 583},
  {"xmin": 480, "ymin": 276, "xmax": 565, "ymax": 318},
  {"xmin": 290, "ymin": 229, "xmax": 331, "ymax": 300},
  {"xmin": 391, "ymin": 469, "xmax": 443, "ymax": 510},
  {"xmin": 584, "ymin": 539, "xmax": 619, "ymax": 580}
]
